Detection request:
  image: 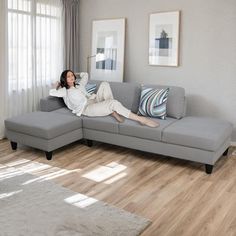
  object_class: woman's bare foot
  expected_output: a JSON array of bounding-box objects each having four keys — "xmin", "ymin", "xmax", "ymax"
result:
[
  {"xmin": 111, "ymin": 111, "xmax": 125, "ymax": 123},
  {"xmin": 138, "ymin": 116, "xmax": 159, "ymax": 128},
  {"xmin": 128, "ymin": 112, "xmax": 159, "ymax": 127}
]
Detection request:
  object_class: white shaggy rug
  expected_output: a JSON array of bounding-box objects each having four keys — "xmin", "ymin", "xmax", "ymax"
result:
[{"xmin": 0, "ymin": 171, "xmax": 150, "ymax": 236}]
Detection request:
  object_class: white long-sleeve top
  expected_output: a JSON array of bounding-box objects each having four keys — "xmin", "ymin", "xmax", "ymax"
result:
[{"xmin": 49, "ymin": 72, "xmax": 90, "ymax": 116}]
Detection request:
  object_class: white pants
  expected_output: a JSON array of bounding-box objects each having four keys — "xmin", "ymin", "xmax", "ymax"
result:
[{"xmin": 82, "ymin": 82, "xmax": 131, "ymax": 118}]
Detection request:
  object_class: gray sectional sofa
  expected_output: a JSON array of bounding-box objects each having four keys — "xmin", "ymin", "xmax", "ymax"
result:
[{"xmin": 5, "ymin": 81, "xmax": 233, "ymax": 174}]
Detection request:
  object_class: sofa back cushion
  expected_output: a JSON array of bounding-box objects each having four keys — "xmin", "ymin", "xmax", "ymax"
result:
[
  {"xmin": 90, "ymin": 80, "xmax": 141, "ymax": 113},
  {"xmin": 143, "ymin": 84, "xmax": 185, "ymax": 119},
  {"xmin": 40, "ymin": 96, "xmax": 66, "ymax": 112},
  {"xmin": 88, "ymin": 80, "xmax": 185, "ymax": 118}
]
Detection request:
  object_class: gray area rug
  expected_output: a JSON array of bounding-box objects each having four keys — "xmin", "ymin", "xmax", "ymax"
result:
[{"xmin": 0, "ymin": 171, "xmax": 151, "ymax": 236}]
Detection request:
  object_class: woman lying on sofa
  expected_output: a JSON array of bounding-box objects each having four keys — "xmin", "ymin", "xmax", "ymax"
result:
[{"xmin": 49, "ymin": 70, "xmax": 159, "ymax": 128}]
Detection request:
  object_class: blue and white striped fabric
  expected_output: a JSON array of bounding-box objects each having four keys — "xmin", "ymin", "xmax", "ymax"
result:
[
  {"xmin": 85, "ymin": 83, "xmax": 97, "ymax": 95},
  {"xmin": 76, "ymin": 79, "xmax": 97, "ymax": 95},
  {"xmin": 138, "ymin": 87, "xmax": 169, "ymax": 119}
]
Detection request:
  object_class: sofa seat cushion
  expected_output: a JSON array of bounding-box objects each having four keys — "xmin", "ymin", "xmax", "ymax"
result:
[
  {"xmin": 119, "ymin": 117, "xmax": 177, "ymax": 141},
  {"xmin": 82, "ymin": 116, "xmax": 119, "ymax": 133},
  {"xmin": 5, "ymin": 111, "xmax": 82, "ymax": 139},
  {"xmin": 162, "ymin": 116, "xmax": 233, "ymax": 151}
]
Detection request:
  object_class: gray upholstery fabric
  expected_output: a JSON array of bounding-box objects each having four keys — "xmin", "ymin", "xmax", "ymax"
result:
[
  {"xmin": 82, "ymin": 115, "xmax": 119, "ymax": 133},
  {"xmin": 162, "ymin": 116, "xmax": 233, "ymax": 151},
  {"xmin": 110, "ymin": 82, "xmax": 141, "ymax": 113},
  {"xmin": 40, "ymin": 96, "xmax": 65, "ymax": 112},
  {"xmin": 83, "ymin": 128, "xmax": 231, "ymax": 165},
  {"xmin": 5, "ymin": 112, "xmax": 82, "ymax": 139},
  {"xmin": 90, "ymin": 80, "xmax": 141, "ymax": 113},
  {"xmin": 5, "ymin": 81, "xmax": 233, "ymax": 168},
  {"xmin": 119, "ymin": 117, "xmax": 177, "ymax": 142},
  {"xmin": 143, "ymin": 84, "xmax": 185, "ymax": 119},
  {"xmin": 6, "ymin": 128, "xmax": 83, "ymax": 152}
]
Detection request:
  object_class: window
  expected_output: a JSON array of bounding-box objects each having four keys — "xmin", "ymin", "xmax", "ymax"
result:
[{"xmin": 8, "ymin": 0, "xmax": 63, "ymax": 92}]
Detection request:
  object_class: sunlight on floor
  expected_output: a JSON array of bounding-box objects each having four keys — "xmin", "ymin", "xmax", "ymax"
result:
[
  {"xmin": 0, "ymin": 164, "xmax": 6, "ymax": 169},
  {"xmin": 82, "ymin": 161, "xmax": 127, "ymax": 183},
  {"xmin": 104, "ymin": 172, "xmax": 127, "ymax": 184},
  {"xmin": 232, "ymin": 149, "xmax": 236, "ymax": 156},
  {"xmin": 0, "ymin": 158, "xmax": 81, "ymax": 184},
  {"xmin": 1, "ymin": 158, "xmax": 128, "ymax": 187},
  {"xmin": 6, "ymin": 159, "xmax": 31, "ymax": 167},
  {"xmin": 22, "ymin": 168, "xmax": 81, "ymax": 185},
  {"xmin": 0, "ymin": 190, "xmax": 22, "ymax": 199},
  {"xmin": 6, "ymin": 160, "xmax": 51, "ymax": 173},
  {"xmin": 0, "ymin": 167, "xmax": 25, "ymax": 181},
  {"xmin": 64, "ymin": 193, "xmax": 98, "ymax": 208}
]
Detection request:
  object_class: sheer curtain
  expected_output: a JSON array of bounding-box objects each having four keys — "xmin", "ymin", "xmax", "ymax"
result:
[
  {"xmin": 0, "ymin": 1, "xmax": 8, "ymax": 138},
  {"xmin": 0, "ymin": 0, "xmax": 63, "ymax": 139}
]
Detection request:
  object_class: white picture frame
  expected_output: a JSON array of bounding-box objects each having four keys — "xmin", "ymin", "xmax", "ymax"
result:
[
  {"xmin": 90, "ymin": 18, "xmax": 125, "ymax": 82},
  {"xmin": 149, "ymin": 11, "xmax": 180, "ymax": 67}
]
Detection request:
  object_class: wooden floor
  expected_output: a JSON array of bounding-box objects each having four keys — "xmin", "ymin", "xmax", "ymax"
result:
[{"xmin": 0, "ymin": 139, "xmax": 236, "ymax": 236}]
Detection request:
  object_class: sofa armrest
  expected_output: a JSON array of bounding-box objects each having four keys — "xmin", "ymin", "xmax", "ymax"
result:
[{"xmin": 40, "ymin": 96, "xmax": 65, "ymax": 112}]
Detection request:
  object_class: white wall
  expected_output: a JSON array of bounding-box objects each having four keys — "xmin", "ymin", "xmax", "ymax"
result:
[{"xmin": 79, "ymin": 0, "xmax": 236, "ymax": 141}]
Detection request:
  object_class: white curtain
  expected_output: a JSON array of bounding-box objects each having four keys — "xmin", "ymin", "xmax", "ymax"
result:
[
  {"xmin": 0, "ymin": 0, "xmax": 63, "ymax": 139},
  {"xmin": 0, "ymin": 1, "xmax": 8, "ymax": 139}
]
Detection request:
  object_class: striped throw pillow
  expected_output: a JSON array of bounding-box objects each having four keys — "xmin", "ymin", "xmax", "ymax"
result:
[
  {"xmin": 76, "ymin": 79, "xmax": 97, "ymax": 95},
  {"xmin": 138, "ymin": 87, "xmax": 169, "ymax": 119},
  {"xmin": 85, "ymin": 83, "xmax": 97, "ymax": 95}
]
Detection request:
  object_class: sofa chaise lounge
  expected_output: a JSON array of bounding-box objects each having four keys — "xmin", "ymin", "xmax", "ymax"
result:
[{"xmin": 5, "ymin": 81, "xmax": 233, "ymax": 174}]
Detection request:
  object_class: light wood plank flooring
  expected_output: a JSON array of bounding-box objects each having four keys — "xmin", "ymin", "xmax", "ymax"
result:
[{"xmin": 0, "ymin": 139, "xmax": 236, "ymax": 236}]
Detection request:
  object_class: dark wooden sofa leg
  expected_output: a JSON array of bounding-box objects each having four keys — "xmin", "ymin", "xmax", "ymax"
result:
[
  {"xmin": 205, "ymin": 164, "xmax": 213, "ymax": 174},
  {"xmin": 87, "ymin": 139, "xmax": 93, "ymax": 147},
  {"xmin": 10, "ymin": 141, "xmax": 17, "ymax": 150},
  {"xmin": 45, "ymin": 151, "xmax": 53, "ymax": 160},
  {"xmin": 223, "ymin": 148, "xmax": 229, "ymax": 156}
]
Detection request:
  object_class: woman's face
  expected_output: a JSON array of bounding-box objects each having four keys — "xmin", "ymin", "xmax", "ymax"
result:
[{"xmin": 66, "ymin": 71, "xmax": 75, "ymax": 87}]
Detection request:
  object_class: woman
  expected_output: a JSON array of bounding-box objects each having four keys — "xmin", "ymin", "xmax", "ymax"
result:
[{"xmin": 49, "ymin": 70, "xmax": 159, "ymax": 128}]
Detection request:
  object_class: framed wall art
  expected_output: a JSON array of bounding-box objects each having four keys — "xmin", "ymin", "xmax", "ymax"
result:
[
  {"xmin": 90, "ymin": 18, "xmax": 125, "ymax": 82},
  {"xmin": 149, "ymin": 11, "xmax": 180, "ymax": 67}
]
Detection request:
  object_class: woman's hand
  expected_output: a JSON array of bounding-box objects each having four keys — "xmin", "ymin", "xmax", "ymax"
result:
[{"xmin": 88, "ymin": 93, "xmax": 96, "ymax": 100}]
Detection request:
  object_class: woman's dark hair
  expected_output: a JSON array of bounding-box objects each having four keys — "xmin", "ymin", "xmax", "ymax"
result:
[{"xmin": 59, "ymin": 70, "xmax": 76, "ymax": 89}]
